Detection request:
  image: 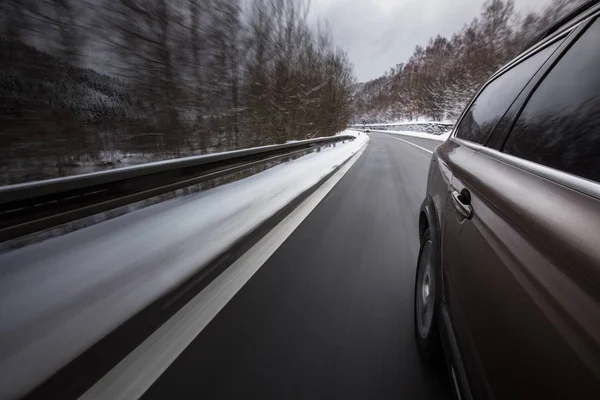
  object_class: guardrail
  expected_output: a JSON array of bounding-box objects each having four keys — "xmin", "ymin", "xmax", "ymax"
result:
[
  {"xmin": 0, "ymin": 135, "xmax": 355, "ymax": 243},
  {"xmin": 349, "ymin": 122, "xmax": 454, "ymax": 136}
]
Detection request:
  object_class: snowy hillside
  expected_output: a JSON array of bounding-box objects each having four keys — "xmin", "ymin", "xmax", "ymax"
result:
[
  {"xmin": 353, "ymin": 0, "xmax": 586, "ymax": 124},
  {"xmin": 0, "ymin": 39, "xmax": 133, "ymax": 122}
]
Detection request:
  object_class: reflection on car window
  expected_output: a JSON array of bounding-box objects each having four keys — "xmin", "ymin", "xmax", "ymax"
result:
[
  {"xmin": 456, "ymin": 42, "xmax": 560, "ymax": 144},
  {"xmin": 504, "ymin": 19, "xmax": 600, "ymax": 184}
]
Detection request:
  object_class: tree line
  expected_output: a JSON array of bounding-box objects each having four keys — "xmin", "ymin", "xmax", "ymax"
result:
[
  {"xmin": 0, "ymin": 0, "xmax": 354, "ymax": 184},
  {"xmin": 353, "ymin": 0, "xmax": 586, "ymax": 123}
]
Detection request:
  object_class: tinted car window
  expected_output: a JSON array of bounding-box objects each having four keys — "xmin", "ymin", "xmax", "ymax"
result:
[
  {"xmin": 456, "ymin": 42, "xmax": 559, "ymax": 144},
  {"xmin": 504, "ymin": 20, "xmax": 600, "ymax": 183}
]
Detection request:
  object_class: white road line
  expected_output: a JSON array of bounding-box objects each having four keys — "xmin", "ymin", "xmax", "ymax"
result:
[
  {"xmin": 389, "ymin": 136, "xmax": 434, "ymax": 154},
  {"xmin": 78, "ymin": 141, "xmax": 369, "ymax": 400}
]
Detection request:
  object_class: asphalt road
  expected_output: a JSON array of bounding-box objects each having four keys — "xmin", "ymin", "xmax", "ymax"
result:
[{"xmin": 141, "ymin": 132, "xmax": 452, "ymax": 400}]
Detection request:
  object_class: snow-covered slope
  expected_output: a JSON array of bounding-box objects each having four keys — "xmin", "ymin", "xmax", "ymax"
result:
[{"xmin": 0, "ymin": 134, "xmax": 369, "ymax": 399}]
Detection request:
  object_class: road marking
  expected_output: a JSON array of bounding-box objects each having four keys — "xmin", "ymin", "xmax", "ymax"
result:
[
  {"xmin": 78, "ymin": 140, "xmax": 369, "ymax": 400},
  {"xmin": 389, "ymin": 136, "xmax": 434, "ymax": 154}
]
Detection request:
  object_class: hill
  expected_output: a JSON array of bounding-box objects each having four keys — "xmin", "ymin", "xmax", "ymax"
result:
[
  {"xmin": 0, "ymin": 38, "xmax": 133, "ymax": 123},
  {"xmin": 352, "ymin": 0, "xmax": 586, "ymax": 124}
]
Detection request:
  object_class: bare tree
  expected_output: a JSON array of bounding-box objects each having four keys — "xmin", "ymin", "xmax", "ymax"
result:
[
  {"xmin": 1, "ymin": 0, "xmax": 356, "ymax": 183},
  {"xmin": 353, "ymin": 0, "xmax": 585, "ymax": 123}
]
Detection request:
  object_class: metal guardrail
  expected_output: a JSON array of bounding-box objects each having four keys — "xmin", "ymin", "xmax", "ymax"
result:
[
  {"xmin": 349, "ymin": 123, "xmax": 454, "ymax": 136},
  {"xmin": 349, "ymin": 122, "xmax": 454, "ymax": 129},
  {"xmin": 0, "ymin": 135, "xmax": 355, "ymax": 243}
]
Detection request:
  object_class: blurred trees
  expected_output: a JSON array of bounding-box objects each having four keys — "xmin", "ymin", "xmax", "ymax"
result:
[
  {"xmin": 0, "ymin": 0, "xmax": 355, "ymax": 183},
  {"xmin": 354, "ymin": 0, "xmax": 587, "ymax": 123}
]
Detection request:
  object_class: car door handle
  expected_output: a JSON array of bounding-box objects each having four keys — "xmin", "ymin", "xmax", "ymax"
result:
[{"xmin": 451, "ymin": 190, "xmax": 473, "ymax": 220}]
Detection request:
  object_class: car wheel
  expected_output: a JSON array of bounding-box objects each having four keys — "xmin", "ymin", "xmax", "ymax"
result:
[{"xmin": 414, "ymin": 228, "xmax": 441, "ymax": 360}]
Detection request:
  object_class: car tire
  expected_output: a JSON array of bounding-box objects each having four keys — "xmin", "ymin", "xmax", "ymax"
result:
[{"xmin": 414, "ymin": 228, "xmax": 442, "ymax": 361}]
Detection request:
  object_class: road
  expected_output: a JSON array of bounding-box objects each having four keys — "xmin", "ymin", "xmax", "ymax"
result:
[{"xmin": 137, "ymin": 132, "xmax": 451, "ymax": 399}]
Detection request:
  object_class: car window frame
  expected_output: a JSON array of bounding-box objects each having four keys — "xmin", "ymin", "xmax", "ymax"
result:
[
  {"xmin": 451, "ymin": 24, "xmax": 580, "ymax": 148},
  {"xmin": 498, "ymin": 16, "xmax": 599, "ymax": 153},
  {"xmin": 451, "ymin": 9, "xmax": 600, "ymax": 201}
]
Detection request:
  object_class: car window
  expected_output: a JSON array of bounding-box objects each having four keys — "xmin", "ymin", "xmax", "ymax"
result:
[
  {"xmin": 503, "ymin": 19, "xmax": 600, "ymax": 184},
  {"xmin": 455, "ymin": 42, "xmax": 560, "ymax": 144}
]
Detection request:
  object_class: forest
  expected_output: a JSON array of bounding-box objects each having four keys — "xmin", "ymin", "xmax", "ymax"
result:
[
  {"xmin": 0, "ymin": 0, "xmax": 355, "ymax": 184},
  {"xmin": 353, "ymin": 0, "xmax": 586, "ymax": 124}
]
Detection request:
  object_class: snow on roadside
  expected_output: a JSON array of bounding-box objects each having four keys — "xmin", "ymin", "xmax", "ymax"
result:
[
  {"xmin": 336, "ymin": 129, "xmax": 366, "ymax": 138},
  {"xmin": 285, "ymin": 132, "xmax": 357, "ymax": 143},
  {"xmin": 355, "ymin": 120, "xmax": 455, "ymax": 127},
  {"xmin": 373, "ymin": 129, "xmax": 452, "ymax": 142},
  {"xmin": 349, "ymin": 128, "xmax": 452, "ymax": 142},
  {"xmin": 0, "ymin": 133, "xmax": 369, "ymax": 399}
]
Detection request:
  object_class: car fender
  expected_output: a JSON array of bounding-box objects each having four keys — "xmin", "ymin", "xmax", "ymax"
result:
[{"xmin": 419, "ymin": 195, "xmax": 445, "ymax": 302}]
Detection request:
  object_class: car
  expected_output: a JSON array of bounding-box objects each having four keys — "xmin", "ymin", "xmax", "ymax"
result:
[{"xmin": 413, "ymin": 2, "xmax": 600, "ymax": 399}]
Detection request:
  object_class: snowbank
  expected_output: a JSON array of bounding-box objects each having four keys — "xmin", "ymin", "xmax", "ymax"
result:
[
  {"xmin": 355, "ymin": 120, "xmax": 455, "ymax": 127},
  {"xmin": 369, "ymin": 128, "xmax": 453, "ymax": 142},
  {"xmin": 349, "ymin": 121, "xmax": 454, "ymax": 137},
  {"xmin": 0, "ymin": 134, "xmax": 369, "ymax": 399},
  {"xmin": 348, "ymin": 127, "xmax": 451, "ymax": 142},
  {"xmin": 336, "ymin": 129, "xmax": 366, "ymax": 138}
]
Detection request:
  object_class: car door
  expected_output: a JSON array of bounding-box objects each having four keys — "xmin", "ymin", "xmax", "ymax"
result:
[{"xmin": 442, "ymin": 17, "xmax": 600, "ymax": 400}]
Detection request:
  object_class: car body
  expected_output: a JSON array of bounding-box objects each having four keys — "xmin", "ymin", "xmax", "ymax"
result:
[{"xmin": 414, "ymin": 2, "xmax": 600, "ymax": 399}]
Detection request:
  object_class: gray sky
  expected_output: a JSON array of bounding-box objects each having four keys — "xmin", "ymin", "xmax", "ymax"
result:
[{"xmin": 309, "ymin": 0, "xmax": 554, "ymax": 82}]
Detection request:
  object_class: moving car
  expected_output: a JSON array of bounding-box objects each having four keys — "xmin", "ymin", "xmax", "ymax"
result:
[{"xmin": 414, "ymin": 2, "xmax": 600, "ymax": 399}]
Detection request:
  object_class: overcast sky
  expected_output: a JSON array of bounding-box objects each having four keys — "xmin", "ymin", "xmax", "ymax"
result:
[{"xmin": 308, "ymin": 0, "xmax": 554, "ymax": 82}]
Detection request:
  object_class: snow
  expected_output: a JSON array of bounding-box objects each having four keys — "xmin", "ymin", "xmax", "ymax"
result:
[
  {"xmin": 368, "ymin": 129, "xmax": 453, "ymax": 142},
  {"xmin": 336, "ymin": 129, "xmax": 365, "ymax": 138},
  {"xmin": 352, "ymin": 120, "xmax": 455, "ymax": 127},
  {"xmin": 0, "ymin": 133, "xmax": 369, "ymax": 399},
  {"xmin": 348, "ymin": 121, "xmax": 454, "ymax": 138},
  {"xmin": 349, "ymin": 127, "xmax": 452, "ymax": 142}
]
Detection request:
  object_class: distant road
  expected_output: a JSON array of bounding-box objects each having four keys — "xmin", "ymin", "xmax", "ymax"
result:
[{"xmin": 140, "ymin": 132, "xmax": 451, "ymax": 399}]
